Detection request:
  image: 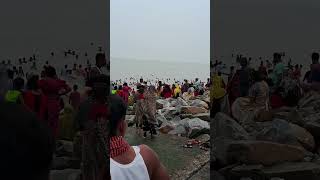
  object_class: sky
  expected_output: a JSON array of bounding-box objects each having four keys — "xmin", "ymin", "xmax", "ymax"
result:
[
  {"xmin": 213, "ymin": 0, "xmax": 320, "ymax": 64},
  {"xmin": 0, "ymin": 0, "xmax": 108, "ymax": 61},
  {"xmin": 111, "ymin": 0, "xmax": 210, "ymax": 64}
]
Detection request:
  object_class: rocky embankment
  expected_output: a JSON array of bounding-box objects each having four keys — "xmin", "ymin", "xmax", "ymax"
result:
[
  {"xmin": 212, "ymin": 91, "xmax": 320, "ymax": 180},
  {"xmin": 126, "ymin": 92, "xmax": 210, "ymax": 142}
]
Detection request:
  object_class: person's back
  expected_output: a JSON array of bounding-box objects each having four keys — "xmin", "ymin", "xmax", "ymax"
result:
[{"xmin": 111, "ymin": 145, "xmax": 150, "ymax": 180}]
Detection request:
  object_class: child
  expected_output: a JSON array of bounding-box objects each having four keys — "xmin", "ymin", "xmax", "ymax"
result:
[{"xmin": 69, "ymin": 84, "xmax": 81, "ymax": 111}]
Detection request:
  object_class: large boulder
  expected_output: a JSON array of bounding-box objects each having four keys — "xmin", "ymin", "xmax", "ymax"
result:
[
  {"xmin": 262, "ymin": 162, "xmax": 320, "ymax": 179},
  {"xmin": 177, "ymin": 97, "xmax": 189, "ymax": 106},
  {"xmin": 180, "ymin": 106, "xmax": 208, "ymax": 115},
  {"xmin": 227, "ymin": 141, "xmax": 306, "ymax": 166},
  {"xmin": 213, "ymin": 113, "xmax": 250, "ymax": 140},
  {"xmin": 183, "ymin": 118, "xmax": 210, "ymax": 138},
  {"xmin": 255, "ymin": 119, "xmax": 301, "ymax": 147},
  {"xmin": 126, "ymin": 115, "xmax": 135, "ymax": 126},
  {"xmin": 192, "ymin": 113, "xmax": 210, "ymax": 122},
  {"xmin": 190, "ymin": 99, "xmax": 209, "ymax": 109},
  {"xmin": 56, "ymin": 140, "xmax": 74, "ymax": 157},
  {"xmin": 156, "ymin": 99, "xmax": 171, "ymax": 109},
  {"xmin": 290, "ymin": 123, "xmax": 315, "ymax": 151},
  {"xmin": 159, "ymin": 120, "xmax": 175, "ymax": 134},
  {"xmin": 230, "ymin": 162, "xmax": 320, "ymax": 180},
  {"xmin": 305, "ymin": 121, "xmax": 320, "ymax": 141},
  {"xmin": 162, "ymin": 107, "xmax": 179, "ymax": 120}
]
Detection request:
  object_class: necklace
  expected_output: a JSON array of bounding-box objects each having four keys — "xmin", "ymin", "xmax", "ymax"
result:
[{"xmin": 110, "ymin": 136, "xmax": 130, "ymax": 158}]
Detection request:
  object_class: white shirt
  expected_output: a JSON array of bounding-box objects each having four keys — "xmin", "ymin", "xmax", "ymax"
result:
[{"xmin": 110, "ymin": 146, "xmax": 150, "ymax": 180}]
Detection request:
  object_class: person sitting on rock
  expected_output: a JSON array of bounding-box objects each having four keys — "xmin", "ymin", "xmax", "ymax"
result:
[
  {"xmin": 0, "ymin": 103, "xmax": 54, "ymax": 180},
  {"xmin": 110, "ymin": 95, "xmax": 170, "ymax": 180}
]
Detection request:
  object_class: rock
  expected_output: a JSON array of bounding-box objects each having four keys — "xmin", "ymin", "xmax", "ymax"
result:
[
  {"xmin": 305, "ymin": 121, "xmax": 320, "ymax": 141},
  {"xmin": 156, "ymin": 114, "xmax": 167, "ymax": 126},
  {"xmin": 196, "ymin": 134, "xmax": 210, "ymax": 143},
  {"xmin": 227, "ymin": 141, "xmax": 306, "ymax": 166},
  {"xmin": 177, "ymin": 97, "xmax": 189, "ymax": 106},
  {"xmin": 126, "ymin": 115, "xmax": 135, "ymax": 126},
  {"xmin": 213, "ymin": 113, "xmax": 250, "ymax": 140},
  {"xmin": 52, "ymin": 156, "xmax": 81, "ymax": 170},
  {"xmin": 230, "ymin": 164, "xmax": 264, "ymax": 178},
  {"xmin": 52, "ymin": 156, "xmax": 71, "ymax": 170},
  {"xmin": 156, "ymin": 102, "xmax": 164, "ymax": 109},
  {"xmin": 287, "ymin": 109, "xmax": 304, "ymax": 126},
  {"xmin": 255, "ymin": 110, "xmax": 273, "ymax": 122},
  {"xmin": 211, "ymin": 170, "xmax": 226, "ymax": 180},
  {"xmin": 192, "ymin": 113, "xmax": 210, "ymax": 122},
  {"xmin": 156, "ymin": 99, "xmax": 170, "ymax": 109},
  {"xmin": 183, "ymin": 118, "xmax": 210, "ymax": 138},
  {"xmin": 255, "ymin": 119, "xmax": 301, "ymax": 147},
  {"xmin": 168, "ymin": 124, "xmax": 187, "ymax": 136},
  {"xmin": 230, "ymin": 162, "xmax": 320, "ymax": 180},
  {"xmin": 163, "ymin": 107, "xmax": 179, "ymax": 120},
  {"xmin": 190, "ymin": 99, "xmax": 209, "ymax": 109},
  {"xmin": 56, "ymin": 140, "xmax": 74, "ymax": 157},
  {"xmin": 127, "ymin": 106, "xmax": 134, "ymax": 111},
  {"xmin": 180, "ymin": 114, "xmax": 194, "ymax": 119},
  {"xmin": 290, "ymin": 123, "xmax": 315, "ymax": 151},
  {"xmin": 159, "ymin": 121, "xmax": 175, "ymax": 134},
  {"xmin": 262, "ymin": 162, "xmax": 320, "ymax": 180},
  {"xmin": 180, "ymin": 106, "xmax": 208, "ymax": 115},
  {"xmin": 212, "ymin": 137, "xmax": 233, "ymax": 166},
  {"xmin": 50, "ymin": 169, "xmax": 81, "ymax": 180}
]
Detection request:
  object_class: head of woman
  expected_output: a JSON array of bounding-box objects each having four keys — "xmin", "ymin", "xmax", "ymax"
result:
[
  {"xmin": 45, "ymin": 66, "xmax": 56, "ymax": 78},
  {"xmin": 252, "ymin": 70, "xmax": 264, "ymax": 83},
  {"xmin": 109, "ymin": 95, "xmax": 128, "ymax": 137}
]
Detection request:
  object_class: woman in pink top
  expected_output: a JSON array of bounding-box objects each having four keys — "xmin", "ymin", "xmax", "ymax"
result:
[
  {"xmin": 122, "ymin": 82, "xmax": 132, "ymax": 104},
  {"xmin": 38, "ymin": 66, "xmax": 71, "ymax": 138}
]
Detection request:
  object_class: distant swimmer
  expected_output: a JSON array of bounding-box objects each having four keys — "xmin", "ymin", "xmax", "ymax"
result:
[
  {"xmin": 75, "ymin": 55, "xmax": 79, "ymax": 59},
  {"xmin": 51, "ymin": 52, "xmax": 54, "ymax": 56},
  {"xmin": 72, "ymin": 51, "xmax": 75, "ymax": 56},
  {"xmin": 64, "ymin": 51, "xmax": 67, "ymax": 57},
  {"xmin": 98, "ymin": 46, "xmax": 102, "ymax": 52},
  {"xmin": 85, "ymin": 52, "xmax": 88, "ymax": 57},
  {"xmin": 90, "ymin": 42, "xmax": 94, "ymax": 46}
]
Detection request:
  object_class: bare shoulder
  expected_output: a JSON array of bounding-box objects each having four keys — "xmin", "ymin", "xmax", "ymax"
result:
[{"xmin": 139, "ymin": 144, "xmax": 159, "ymax": 163}]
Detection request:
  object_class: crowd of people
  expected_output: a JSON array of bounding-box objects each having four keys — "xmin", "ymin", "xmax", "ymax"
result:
[
  {"xmin": 210, "ymin": 52, "xmax": 320, "ymax": 122},
  {"xmin": 0, "ymin": 49, "xmax": 172, "ymax": 180}
]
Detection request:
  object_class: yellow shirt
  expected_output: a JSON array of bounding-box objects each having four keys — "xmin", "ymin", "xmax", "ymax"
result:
[{"xmin": 211, "ymin": 74, "xmax": 226, "ymax": 100}]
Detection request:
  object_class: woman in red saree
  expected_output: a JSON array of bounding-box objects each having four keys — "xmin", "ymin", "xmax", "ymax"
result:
[
  {"xmin": 122, "ymin": 83, "xmax": 131, "ymax": 104},
  {"xmin": 38, "ymin": 66, "xmax": 71, "ymax": 138}
]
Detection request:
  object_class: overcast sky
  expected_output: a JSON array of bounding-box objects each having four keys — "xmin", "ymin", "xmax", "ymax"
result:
[
  {"xmin": 213, "ymin": 0, "xmax": 320, "ymax": 63},
  {"xmin": 111, "ymin": 0, "xmax": 210, "ymax": 64},
  {"xmin": 0, "ymin": 0, "xmax": 108, "ymax": 61}
]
